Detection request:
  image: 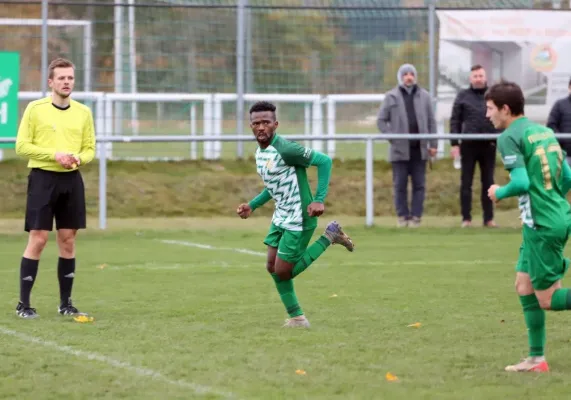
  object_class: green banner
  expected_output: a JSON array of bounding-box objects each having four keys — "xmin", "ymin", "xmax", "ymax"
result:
[{"xmin": 0, "ymin": 52, "xmax": 20, "ymax": 149}]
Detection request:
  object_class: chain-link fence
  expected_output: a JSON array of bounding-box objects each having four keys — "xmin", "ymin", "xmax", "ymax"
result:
[{"xmin": 1, "ymin": 0, "xmax": 569, "ymax": 160}]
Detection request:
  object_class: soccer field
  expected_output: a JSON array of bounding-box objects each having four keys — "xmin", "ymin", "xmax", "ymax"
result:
[{"xmin": 1, "ymin": 217, "xmax": 571, "ymax": 399}]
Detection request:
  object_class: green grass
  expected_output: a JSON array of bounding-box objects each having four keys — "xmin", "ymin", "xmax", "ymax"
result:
[{"xmin": 1, "ymin": 217, "xmax": 571, "ymax": 399}]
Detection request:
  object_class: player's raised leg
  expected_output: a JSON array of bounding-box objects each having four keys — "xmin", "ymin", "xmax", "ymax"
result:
[{"xmin": 291, "ymin": 221, "xmax": 354, "ymax": 278}]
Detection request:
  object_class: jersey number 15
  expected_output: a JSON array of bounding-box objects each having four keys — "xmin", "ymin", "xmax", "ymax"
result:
[{"xmin": 534, "ymin": 143, "xmax": 563, "ymax": 190}]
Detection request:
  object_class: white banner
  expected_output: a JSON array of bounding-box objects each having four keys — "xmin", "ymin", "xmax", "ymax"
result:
[{"xmin": 437, "ymin": 10, "xmax": 571, "ymax": 109}]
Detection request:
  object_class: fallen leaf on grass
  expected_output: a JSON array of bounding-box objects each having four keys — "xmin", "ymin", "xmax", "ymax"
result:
[{"xmin": 385, "ymin": 372, "xmax": 399, "ymax": 382}]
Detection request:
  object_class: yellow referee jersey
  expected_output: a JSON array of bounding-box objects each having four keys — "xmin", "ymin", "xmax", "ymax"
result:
[{"xmin": 16, "ymin": 97, "xmax": 96, "ymax": 172}]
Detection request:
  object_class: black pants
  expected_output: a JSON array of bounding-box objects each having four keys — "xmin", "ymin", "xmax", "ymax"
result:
[
  {"xmin": 25, "ymin": 168, "xmax": 86, "ymax": 232},
  {"xmin": 460, "ymin": 143, "xmax": 496, "ymax": 223},
  {"xmin": 392, "ymin": 146, "xmax": 426, "ymax": 219}
]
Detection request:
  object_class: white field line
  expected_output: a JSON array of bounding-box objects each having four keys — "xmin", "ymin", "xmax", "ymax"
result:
[
  {"xmin": 0, "ymin": 326, "xmax": 234, "ymax": 399},
  {"xmin": 159, "ymin": 239, "xmax": 266, "ymax": 257},
  {"xmin": 157, "ymin": 239, "xmax": 503, "ymax": 266}
]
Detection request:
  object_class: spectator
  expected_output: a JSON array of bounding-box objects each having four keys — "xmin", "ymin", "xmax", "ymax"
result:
[
  {"xmin": 377, "ymin": 63, "xmax": 438, "ymax": 228},
  {"xmin": 449, "ymin": 65, "xmax": 499, "ymax": 228},
  {"xmin": 547, "ymin": 78, "xmax": 571, "ymax": 165}
]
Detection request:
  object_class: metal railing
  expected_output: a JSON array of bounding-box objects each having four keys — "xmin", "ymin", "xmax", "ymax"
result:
[{"xmin": 4, "ymin": 133, "xmax": 571, "ymax": 230}]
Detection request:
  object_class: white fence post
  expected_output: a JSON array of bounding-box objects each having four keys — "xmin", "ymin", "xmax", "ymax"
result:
[
  {"xmin": 365, "ymin": 138, "xmax": 374, "ymax": 227},
  {"xmin": 326, "ymin": 97, "xmax": 336, "ymax": 158},
  {"xmin": 311, "ymin": 96, "xmax": 323, "ymax": 152},
  {"xmin": 104, "ymin": 95, "xmax": 114, "ymax": 159},
  {"xmin": 98, "ymin": 135, "xmax": 107, "ymax": 230},
  {"xmin": 190, "ymin": 103, "xmax": 197, "ymax": 160},
  {"xmin": 304, "ymin": 102, "xmax": 311, "ymax": 148}
]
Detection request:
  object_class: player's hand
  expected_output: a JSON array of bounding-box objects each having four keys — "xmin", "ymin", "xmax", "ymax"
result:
[
  {"xmin": 70, "ymin": 155, "xmax": 81, "ymax": 169},
  {"xmin": 428, "ymin": 148, "xmax": 438, "ymax": 158},
  {"xmin": 55, "ymin": 152, "xmax": 76, "ymax": 169},
  {"xmin": 307, "ymin": 202, "xmax": 325, "ymax": 217},
  {"xmin": 236, "ymin": 203, "xmax": 252, "ymax": 219},
  {"xmin": 450, "ymin": 145, "xmax": 460, "ymax": 159},
  {"xmin": 488, "ymin": 184, "xmax": 500, "ymax": 203}
]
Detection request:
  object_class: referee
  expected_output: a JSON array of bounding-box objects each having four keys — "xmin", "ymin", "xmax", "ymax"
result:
[{"xmin": 15, "ymin": 58, "xmax": 95, "ymax": 319}]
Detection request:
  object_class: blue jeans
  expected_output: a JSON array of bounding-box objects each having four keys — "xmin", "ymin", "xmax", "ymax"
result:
[{"xmin": 391, "ymin": 148, "xmax": 427, "ymax": 219}]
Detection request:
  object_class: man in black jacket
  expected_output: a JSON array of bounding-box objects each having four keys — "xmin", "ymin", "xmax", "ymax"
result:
[
  {"xmin": 450, "ymin": 65, "xmax": 499, "ymax": 228},
  {"xmin": 547, "ymin": 78, "xmax": 571, "ymax": 165}
]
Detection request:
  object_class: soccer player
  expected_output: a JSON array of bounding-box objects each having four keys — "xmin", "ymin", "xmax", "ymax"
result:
[
  {"xmin": 486, "ymin": 81, "xmax": 571, "ymax": 372},
  {"xmin": 236, "ymin": 101, "xmax": 355, "ymax": 328},
  {"xmin": 14, "ymin": 58, "xmax": 95, "ymax": 319}
]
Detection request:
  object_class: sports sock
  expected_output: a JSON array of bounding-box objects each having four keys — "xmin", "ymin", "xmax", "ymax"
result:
[
  {"xmin": 291, "ymin": 236, "xmax": 330, "ymax": 278},
  {"xmin": 520, "ymin": 294, "xmax": 545, "ymax": 357},
  {"xmin": 271, "ymin": 273, "xmax": 303, "ymax": 318},
  {"xmin": 550, "ymin": 288, "xmax": 571, "ymax": 311},
  {"xmin": 20, "ymin": 258, "xmax": 39, "ymax": 307},
  {"xmin": 58, "ymin": 257, "xmax": 76, "ymax": 305}
]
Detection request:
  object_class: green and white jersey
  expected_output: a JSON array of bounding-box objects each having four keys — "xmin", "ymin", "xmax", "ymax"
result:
[
  {"xmin": 498, "ymin": 117, "xmax": 571, "ymax": 229},
  {"xmin": 255, "ymin": 134, "xmax": 317, "ymax": 231}
]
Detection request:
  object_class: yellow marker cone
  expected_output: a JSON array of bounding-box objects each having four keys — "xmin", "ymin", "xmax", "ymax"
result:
[
  {"xmin": 407, "ymin": 322, "xmax": 422, "ymax": 328},
  {"xmin": 74, "ymin": 315, "xmax": 94, "ymax": 323},
  {"xmin": 97, "ymin": 264, "xmax": 107, "ymax": 270},
  {"xmin": 329, "ymin": 294, "xmax": 338, "ymax": 298},
  {"xmin": 295, "ymin": 369, "xmax": 307, "ymax": 376},
  {"xmin": 385, "ymin": 372, "xmax": 399, "ymax": 382}
]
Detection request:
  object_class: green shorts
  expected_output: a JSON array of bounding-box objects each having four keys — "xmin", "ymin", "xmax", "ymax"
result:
[
  {"xmin": 516, "ymin": 224, "xmax": 571, "ymax": 290},
  {"xmin": 263, "ymin": 223, "xmax": 315, "ymax": 264}
]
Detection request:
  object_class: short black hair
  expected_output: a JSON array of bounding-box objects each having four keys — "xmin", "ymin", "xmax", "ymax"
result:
[
  {"xmin": 484, "ymin": 80, "xmax": 525, "ymax": 116},
  {"xmin": 249, "ymin": 101, "xmax": 276, "ymax": 114},
  {"xmin": 470, "ymin": 64, "xmax": 484, "ymax": 71}
]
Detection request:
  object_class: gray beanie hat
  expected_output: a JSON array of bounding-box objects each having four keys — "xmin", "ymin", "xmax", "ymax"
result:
[{"xmin": 397, "ymin": 63, "xmax": 418, "ymax": 86}]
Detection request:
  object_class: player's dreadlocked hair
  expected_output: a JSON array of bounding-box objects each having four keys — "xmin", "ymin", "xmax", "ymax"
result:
[
  {"xmin": 484, "ymin": 80, "xmax": 525, "ymax": 116},
  {"xmin": 249, "ymin": 101, "xmax": 276, "ymax": 115}
]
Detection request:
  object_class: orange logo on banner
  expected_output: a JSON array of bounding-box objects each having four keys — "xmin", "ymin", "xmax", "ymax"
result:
[{"xmin": 530, "ymin": 44, "xmax": 557, "ymax": 72}]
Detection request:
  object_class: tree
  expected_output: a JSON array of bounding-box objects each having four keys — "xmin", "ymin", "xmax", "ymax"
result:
[{"xmin": 383, "ymin": 33, "xmax": 438, "ymax": 92}]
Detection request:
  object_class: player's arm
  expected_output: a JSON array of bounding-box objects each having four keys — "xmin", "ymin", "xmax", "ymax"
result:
[
  {"xmin": 280, "ymin": 142, "xmax": 332, "ymax": 203},
  {"xmin": 546, "ymin": 101, "xmax": 561, "ymax": 132},
  {"xmin": 248, "ymin": 188, "xmax": 272, "ymax": 211},
  {"xmin": 561, "ymin": 160, "xmax": 571, "ymax": 195},
  {"xmin": 494, "ymin": 134, "xmax": 529, "ymax": 200},
  {"xmin": 15, "ymin": 105, "xmax": 57, "ymax": 161},
  {"xmin": 426, "ymin": 93, "xmax": 438, "ymax": 150},
  {"xmin": 496, "ymin": 168, "xmax": 530, "ymax": 200},
  {"xmin": 449, "ymin": 92, "xmax": 463, "ymax": 146},
  {"xmin": 309, "ymin": 151, "xmax": 332, "ymax": 203},
  {"xmin": 376, "ymin": 96, "xmax": 393, "ymax": 133},
  {"xmin": 76, "ymin": 110, "xmax": 96, "ymax": 166}
]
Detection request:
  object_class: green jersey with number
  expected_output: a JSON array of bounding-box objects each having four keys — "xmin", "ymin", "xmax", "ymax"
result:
[
  {"xmin": 255, "ymin": 134, "xmax": 317, "ymax": 231},
  {"xmin": 498, "ymin": 117, "xmax": 571, "ymax": 229}
]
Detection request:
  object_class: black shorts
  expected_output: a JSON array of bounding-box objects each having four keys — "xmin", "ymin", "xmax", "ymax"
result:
[{"xmin": 25, "ymin": 168, "xmax": 87, "ymax": 232}]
